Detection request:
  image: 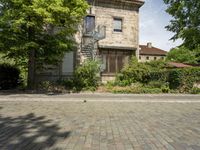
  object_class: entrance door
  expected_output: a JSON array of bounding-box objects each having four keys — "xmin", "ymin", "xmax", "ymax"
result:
[
  {"xmin": 62, "ymin": 52, "xmax": 74, "ymax": 76},
  {"xmin": 100, "ymin": 49, "xmax": 134, "ymax": 74}
]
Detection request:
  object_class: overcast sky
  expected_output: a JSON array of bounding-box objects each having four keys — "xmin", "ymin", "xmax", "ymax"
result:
[{"xmin": 139, "ymin": 0, "xmax": 183, "ymax": 51}]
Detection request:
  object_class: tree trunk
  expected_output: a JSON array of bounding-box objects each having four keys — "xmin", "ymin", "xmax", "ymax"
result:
[{"xmin": 27, "ymin": 49, "xmax": 36, "ymax": 90}]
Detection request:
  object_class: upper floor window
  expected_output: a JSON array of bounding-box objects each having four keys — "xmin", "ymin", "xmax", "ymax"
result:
[
  {"xmin": 85, "ymin": 15, "xmax": 95, "ymax": 33},
  {"xmin": 113, "ymin": 18, "xmax": 122, "ymax": 32}
]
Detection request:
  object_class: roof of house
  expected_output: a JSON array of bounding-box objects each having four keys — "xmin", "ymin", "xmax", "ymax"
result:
[
  {"xmin": 90, "ymin": 0, "xmax": 144, "ymax": 7},
  {"xmin": 167, "ymin": 62, "xmax": 193, "ymax": 68},
  {"xmin": 139, "ymin": 44, "xmax": 168, "ymax": 56}
]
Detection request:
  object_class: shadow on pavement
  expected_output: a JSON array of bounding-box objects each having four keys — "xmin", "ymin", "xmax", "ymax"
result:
[{"xmin": 0, "ymin": 113, "xmax": 70, "ymax": 149}]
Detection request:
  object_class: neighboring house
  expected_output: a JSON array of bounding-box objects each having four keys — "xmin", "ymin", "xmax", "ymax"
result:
[
  {"xmin": 36, "ymin": 0, "xmax": 144, "ymax": 82},
  {"xmin": 139, "ymin": 43, "xmax": 167, "ymax": 62}
]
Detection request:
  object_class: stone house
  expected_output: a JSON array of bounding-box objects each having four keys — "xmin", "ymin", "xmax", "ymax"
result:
[
  {"xmin": 139, "ymin": 43, "xmax": 167, "ymax": 62},
  {"xmin": 37, "ymin": 0, "xmax": 144, "ymax": 82}
]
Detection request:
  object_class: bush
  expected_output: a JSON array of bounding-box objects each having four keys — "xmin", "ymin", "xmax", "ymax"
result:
[
  {"xmin": 73, "ymin": 60, "xmax": 100, "ymax": 91},
  {"xmin": 0, "ymin": 63, "xmax": 21, "ymax": 90},
  {"xmin": 148, "ymin": 70, "xmax": 169, "ymax": 82},
  {"xmin": 191, "ymin": 87, "xmax": 200, "ymax": 94},
  {"xmin": 110, "ymin": 86, "xmax": 162, "ymax": 94},
  {"xmin": 167, "ymin": 68, "xmax": 200, "ymax": 93},
  {"xmin": 38, "ymin": 81, "xmax": 66, "ymax": 93},
  {"xmin": 116, "ymin": 56, "xmax": 151, "ymax": 84},
  {"xmin": 114, "ymin": 55, "xmax": 200, "ymax": 94},
  {"xmin": 57, "ymin": 78, "xmax": 74, "ymax": 90}
]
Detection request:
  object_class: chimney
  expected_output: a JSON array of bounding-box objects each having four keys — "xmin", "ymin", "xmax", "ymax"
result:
[{"xmin": 147, "ymin": 42, "xmax": 152, "ymax": 48}]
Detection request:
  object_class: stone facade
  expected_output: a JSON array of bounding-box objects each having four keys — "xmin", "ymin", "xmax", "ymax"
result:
[
  {"xmin": 75, "ymin": 0, "xmax": 144, "ymax": 81},
  {"xmin": 94, "ymin": 2, "xmax": 140, "ymax": 51}
]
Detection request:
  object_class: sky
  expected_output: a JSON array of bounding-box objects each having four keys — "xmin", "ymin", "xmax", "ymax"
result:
[{"xmin": 139, "ymin": 0, "xmax": 183, "ymax": 51}]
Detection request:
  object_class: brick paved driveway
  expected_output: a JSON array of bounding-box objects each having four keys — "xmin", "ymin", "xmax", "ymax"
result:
[{"xmin": 0, "ymin": 96, "xmax": 200, "ymax": 150}]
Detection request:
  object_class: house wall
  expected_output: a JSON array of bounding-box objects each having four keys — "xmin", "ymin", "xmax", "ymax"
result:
[
  {"xmin": 139, "ymin": 55, "xmax": 166, "ymax": 62},
  {"xmin": 94, "ymin": 4, "xmax": 139, "ymax": 51}
]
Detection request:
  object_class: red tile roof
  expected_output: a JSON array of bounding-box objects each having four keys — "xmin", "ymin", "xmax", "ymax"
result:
[
  {"xmin": 139, "ymin": 45, "xmax": 167, "ymax": 56},
  {"xmin": 167, "ymin": 62, "xmax": 193, "ymax": 68}
]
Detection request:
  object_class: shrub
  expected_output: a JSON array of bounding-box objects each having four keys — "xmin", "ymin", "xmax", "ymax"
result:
[
  {"xmin": 57, "ymin": 78, "xmax": 74, "ymax": 90},
  {"xmin": 116, "ymin": 56, "xmax": 151, "ymax": 84},
  {"xmin": 167, "ymin": 68, "xmax": 200, "ymax": 93},
  {"xmin": 0, "ymin": 63, "xmax": 21, "ymax": 90},
  {"xmin": 38, "ymin": 81, "xmax": 66, "ymax": 93},
  {"xmin": 146, "ymin": 81, "xmax": 166, "ymax": 88},
  {"xmin": 110, "ymin": 86, "xmax": 162, "ymax": 94},
  {"xmin": 73, "ymin": 60, "xmax": 100, "ymax": 91},
  {"xmin": 145, "ymin": 60, "xmax": 167, "ymax": 71},
  {"xmin": 191, "ymin": 87, "xmax": 200, "ymax": 94},
  {"xmin": 148, "ymin": 70, "xmax": 169, "ymax": 82}
]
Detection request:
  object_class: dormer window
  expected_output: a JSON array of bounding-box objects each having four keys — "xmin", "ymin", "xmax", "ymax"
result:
[
  {"xmin": 113, "ymin": 18, "xmax": 122, "ymax": 32},
  {"xmin": 85, "ymin": 15, "xmax": 95, "ymax": 34}
]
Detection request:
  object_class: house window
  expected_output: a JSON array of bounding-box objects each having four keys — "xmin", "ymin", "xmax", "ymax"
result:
[
  {"xmin": 85, "ymin": 15, "xmax": 95, "ymax": 33},
  {"xmin": 154, "ymin": 57, "xmax": 157, "ymax": 60},
  {"xmin": 146, "ymin": 56, "xmax": 149, "ymax": 60},
  {"xmin": 139, "ymin": 56, "xmax": 141, "ymax": 60},
  {"xmin": 113, "ymin": 18, "xmax": 122, "ymax": 32}
]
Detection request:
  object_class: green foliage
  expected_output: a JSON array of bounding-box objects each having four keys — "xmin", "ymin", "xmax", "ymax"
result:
[
  {"xmin": 0, "ymin": 63, "xmax": 21, "ymax": 90},
  {"xmin": 0, "ymin": 0, "xmax": 88, "ymax": 87},
  {"xmin": 194, "ymin": 46, "xmax": 200, "ymax": 63},
  {"xmin": 164, "ymin": 0, "xmax": 200, "ymax": 49},
  {"xmin": 110, "ymin": 86, "xmax": 162, "ymax": 94},
  {"xmin": 167, "ymin": 68, "xmax": 200, "ymax": 93},
  {"xmin": 191, "ymin": 87, "xmax": 200, "ymax": 94},
  {"xmin": 166, "ymin": 47, "xmax": 197, "ymax": 64},
  {"xmin": 148, "ymin": 70, "xmax": 169, "ymax": 83},
  {"xmin": 69, "ymin": 60, "xmax": 101, "ymax": 91},
  {"xmin": 113, "ymin": 55, "xmax": 200, "ymax": 94},
  {"xmin": 145, "ymin": 60, "xmax": 167, "ymax": 71},
  {"xmin": 116, "ymin": 56, "xmax": 151, "ymax": 85},
  {"xmin": 38, "ymin": 81, "xmax": 66, "ymax": 93}
]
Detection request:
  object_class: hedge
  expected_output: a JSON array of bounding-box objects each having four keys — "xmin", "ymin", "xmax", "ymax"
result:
[
  {"xmin": 117, "ymin": 66, "xmax": 200, "ymax": 93},
  {"xmin": 0, "ymin": 63, "xmax": 21, "ymax": 90}
]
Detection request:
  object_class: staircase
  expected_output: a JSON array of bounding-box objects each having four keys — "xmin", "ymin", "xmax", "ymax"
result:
[
  {"xmin": 81, "ymin": 41, "xmax": 94, "ymax": 60},
  {"xmin": 81, "ymin": 25, "xmax": 106, "ymax": 61}
]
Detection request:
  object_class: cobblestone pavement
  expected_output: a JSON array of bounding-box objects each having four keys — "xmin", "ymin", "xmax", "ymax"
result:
[{"xmin": 0, "ymin": 100, "xmax": 200, "ymax": 150}]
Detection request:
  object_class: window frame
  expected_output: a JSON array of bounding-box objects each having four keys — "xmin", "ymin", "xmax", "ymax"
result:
[
  {"xmin": 84, "ymin": 15, "xmax": 95, "ymax": 34},
  {"xmin": 113, "ymin": 17, "xmax": 123, "ymax": 33}
]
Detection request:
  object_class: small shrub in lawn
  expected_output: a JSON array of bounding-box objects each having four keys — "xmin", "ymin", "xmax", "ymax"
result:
[
  {"xmin": 191, "ymin": 87, "xmax": 200, "ymax": 94},
  {"xmin": 161, "ymin": 86, "xmax": 170, "ymax": 93},
  {"xmin": 74, "ymin": 60, "xmax": 100, "ymax": 91},
  {"xmin": 0, "ymin": 63, "xmax": 21, "ymax": 90},
  {"xmin": 39, "ymin": 81, "xmax": 66, "ymax": 93},
  {"xmin": 57, "ymin": 78, "xmax": 74, "ymax": 89},
  {"xmin": 146, "ymin": 81, "xmax": 165, "ymax": 88}
]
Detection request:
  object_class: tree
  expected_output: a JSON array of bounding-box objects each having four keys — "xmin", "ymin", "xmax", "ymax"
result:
[
  {"xmin": 0, "ymin": 0, "xmax": 88, "ymax": 89},
  {"xmin": 166, "ymin": 46, "xmax": 197, "ymax": 64},
  {"xmin": 164, "ymin": 0, "xmax": 200, "ymax": 49}
]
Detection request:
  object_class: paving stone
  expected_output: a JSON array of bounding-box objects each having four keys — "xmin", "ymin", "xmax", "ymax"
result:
[{"xmin": 0, "ymin": 101, "xmax": 200, "ymax": 150}]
